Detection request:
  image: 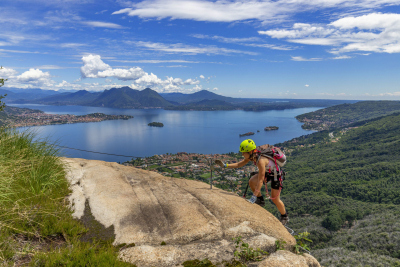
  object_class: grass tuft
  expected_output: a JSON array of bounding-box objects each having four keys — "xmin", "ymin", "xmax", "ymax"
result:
[{"xmin": 0, "ymin": 127, "xmax": 134, "ymax": 266}]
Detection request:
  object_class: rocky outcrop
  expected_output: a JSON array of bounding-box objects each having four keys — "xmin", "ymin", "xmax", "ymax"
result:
[{"xmin": 63, "ymin": 157, "xmax": 320, "ymax": 267}]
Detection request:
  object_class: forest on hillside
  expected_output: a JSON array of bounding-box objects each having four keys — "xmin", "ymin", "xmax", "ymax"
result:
[
  {"xmin": 296, "ymin": 101, "xmax": 400, "ymax": 130},
  {"xmin": 265, "ymin": 111, "xmax": 400, "ymax": 266}
]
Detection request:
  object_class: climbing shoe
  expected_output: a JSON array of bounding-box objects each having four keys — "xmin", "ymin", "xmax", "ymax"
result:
[
  {"xmin": 255, "ymin": 197, "xmax": 265, "ymax": 207},
  {"xmin": 280, "ymin": 213, "xmax": 289, "ymax": 226}
]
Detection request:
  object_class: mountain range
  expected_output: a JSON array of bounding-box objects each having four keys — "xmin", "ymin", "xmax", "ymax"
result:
[{"xmin": 3, "ymin": 87, "xmax": 359, "ymax": 110}]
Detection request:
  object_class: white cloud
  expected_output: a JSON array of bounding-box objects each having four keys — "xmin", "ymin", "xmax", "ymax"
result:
[
  {"xmin": 332, "ymin": 55, "xmax": 351, "ymax": 59},
  {"xmin": 379, "ymin": 92, "xmax": 400, "ymax": 96},
  {"xmin": 330, "ymin": 13, "xmax": 400, "ymax": 30},
  {"xmin": 80, "ymin": 54, "xmax": 201, "ymax": 93},
  {"xmin": 82, "ymin": 21, "xmax": 124, "ymax": 29},
  {"xmin": 81, "ymin": 55, "xmax": 112, "ymax": 78},
  {"xmin": 35, "ymin": 65, "xmax": 67, "ymax": 69},
  {"xmin": 0, "ymin": 67, "xmax": 18, "ymax": 78},
  {"xmin": 200, "ymin": 75, "xmax": 205, "ymax": 79},
  {"xmin": 54, "ymin": 80, "xmax": 82, "ymax": 90},
  {"xmin": 96, "ymin": 10, "xmax": 108, "ymax": 14},
  {"xmin": 80, "ymin": 54, "xmax": 145, "ymax": 80},
  {"xmin": 0, "ymin": 49, "xmax": 40, "ymax": 54},
  {"xmin": 243, "ymin": 43, "xmax": 293, "ymax": 50},
  {"xmin": 97, "ymin": 67, "xmax": 145, "ymax": 81},
  {"xmin": 192, "ymin": 85, "xmax": 202, "ymax": 91},
  {"xmin": 113, "ymin": 0, "xmax": 398, "ymax": 23},
  {"xmin": 130, "ymin": 41, "xmax": 258, "ymax": 55},
  {"xmin": 191, "ymin": 34, "xmax": 293, "ymax": 50},
  {"xmin": 61, "ymin": 43, "xmax": 87, "ymax": 48},
  {"xmin": 238, "ymin": 90, "xmax": 243, "ymax": 92},
  {"xmin": 213, "ymin": 87, "xmax": 218, "ymax": 91},
  {"xmin": 110, "ymin": 59, "xmax": 200, "ymax": 63},
  {"xmin": 305, "ymin": 84, "xmax": 309, "ymax": 87},
  {"xmin": 191, "ymin": 34, "xmax": 260, "ymax": 43},
  {"xmin": 165, "ymin": 65, "xmax": 188, "ymax": 68},
  {"xmin": 291, "ymin": 56, "xmax": 322, "ymax": 61},
  {"xmin": 14, "ymin": 69, "xmax": 51, "ymax": 83},
  {"xmin": 6, "ymin": 68, "xmax": 55, "ymax": 88},
  {"xmin": 259, "ymin": 13, "xmax": 400, "ymax": 54}
]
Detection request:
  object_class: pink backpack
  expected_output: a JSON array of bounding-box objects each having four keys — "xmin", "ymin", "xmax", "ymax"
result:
[{"xmin": 256, "ymin": 144, "xmax": 286, "ymax": 168}]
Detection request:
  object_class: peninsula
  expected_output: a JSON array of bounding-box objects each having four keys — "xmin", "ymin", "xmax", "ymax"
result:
[{"xmin": 2, "ymin": 108, "xmax": 133, "ymax": 127}]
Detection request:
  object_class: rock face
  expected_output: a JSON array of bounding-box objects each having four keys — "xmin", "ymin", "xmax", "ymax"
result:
[{"xmin": 63, "ymin": 157, "xmax": 320, "ymax": 267}]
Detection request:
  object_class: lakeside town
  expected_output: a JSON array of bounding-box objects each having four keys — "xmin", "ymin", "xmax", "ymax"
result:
[
  {"xmin": 122, "ymin": 152, "xmax": 260, "ymax": 195},
  {"xmin": 3, "ymin": 110, "xmax": 133, "ymax": 127}
]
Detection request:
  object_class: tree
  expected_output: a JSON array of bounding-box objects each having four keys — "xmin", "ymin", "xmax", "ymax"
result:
[
  {"xmin": 322, "ymin": 209, "xmax": 343, "ymax": 231},
  {"xmin": 0, "ymin": 66, "xmax": 7, "ymax": 111}
]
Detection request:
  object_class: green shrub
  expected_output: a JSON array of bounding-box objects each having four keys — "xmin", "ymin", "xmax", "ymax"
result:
[{"xmin": 232, "ymin": 236, "xmax": 268, "ymax": 263}]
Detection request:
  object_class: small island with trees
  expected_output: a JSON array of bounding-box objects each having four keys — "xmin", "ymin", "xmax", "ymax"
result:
[
  {"xmin": 264, "ymin": 126, "xmax": 279, "ymax": 131},
  {"xmin": 148, "ymin": 122, "xmax": 164, "ymax": 127},
  {"xmin": 239, "ymin": 132, "xmax": 255, "ymax": 137}
]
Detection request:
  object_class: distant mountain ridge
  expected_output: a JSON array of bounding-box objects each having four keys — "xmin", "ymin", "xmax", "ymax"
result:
[
  {"xmin": 6, "ymin": 87, "xmax": 360, "ymax": 110},
  {"xmin": 160, "ymin": 90, "xmax": 239, "ymax": 104},
  {"xmin": 90, "ymin": 87, "xmax": 172, "ymax": 108},
  {"xmin": 15, "ymin": 87, "xmax": 174, "ymax": 109}
]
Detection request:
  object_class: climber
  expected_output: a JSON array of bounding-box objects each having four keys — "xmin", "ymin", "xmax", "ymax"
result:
[{"xmin": 215, "ymin": 139, "xmax": 289, "ymax": 225}]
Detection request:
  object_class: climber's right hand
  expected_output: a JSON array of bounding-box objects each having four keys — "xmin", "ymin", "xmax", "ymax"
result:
[{"xmin": 215, "ymin": 159, "xmax": 227, "ymax": 168}]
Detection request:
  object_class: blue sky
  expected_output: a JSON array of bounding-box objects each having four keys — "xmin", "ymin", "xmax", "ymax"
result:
[{"xmin": 1, "ymin": 0, "xmax": 400, "ymax": 100}]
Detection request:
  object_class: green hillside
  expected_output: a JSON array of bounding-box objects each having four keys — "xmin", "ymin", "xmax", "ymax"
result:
[
  {"xmin": 268, "ymin": 112, "xmax": 400, "ymax": 266},
  {"xmin": 296, "ymin": 101, "xmax": 400, "ymax": 130}
]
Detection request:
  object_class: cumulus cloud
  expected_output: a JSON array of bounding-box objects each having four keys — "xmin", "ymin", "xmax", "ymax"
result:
[
  {"xmin": 259, "ymin": 13, "xmax": 400, "ymax": 55},
  {"xmin": 55, "ymin": 80, "xmax": 82, "ymax": 90},
  {"xmin": 14, "ymin": 69, "xmax": 51, "ymax": 83},
  {"xmin": 81, "ymin": 54, "xmax": 145, "ymax": 80},
  {"xmin": 80, "ymin": 54, "xmax": 201, "ymax": 93},
  {"xmin": 213, "ymin": 87, "xmax": 218, "ymax": 91},
  {"xmin": 0, "ymin": 67, "xmax": 18, "ymax": 78},
  {"xmin": 200, "ymin": 75, "xmax": 205, "ymax": 79},
  {"xmin": 305, "ymin": 84, "xmax": 309, "ymax": 87},
  {"xmin": 113, "ymin": 0, "xmax": 398, "ymax": 23},
  {"xmin": 5, "ymin": 68, "xmax": 56, "ymax": 88}
]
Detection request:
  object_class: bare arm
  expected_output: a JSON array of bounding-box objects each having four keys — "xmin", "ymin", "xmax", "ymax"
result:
[{"xmin": 227, "ymin": 158, "xmax": 250, "ymax": 169}]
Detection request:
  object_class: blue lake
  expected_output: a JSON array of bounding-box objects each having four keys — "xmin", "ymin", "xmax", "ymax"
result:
[{"xmin": 9, "ymin": 104, "xmax": 321, "ymax": 162}]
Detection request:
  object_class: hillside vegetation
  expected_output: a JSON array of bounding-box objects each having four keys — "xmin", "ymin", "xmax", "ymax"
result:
[
  {"xmin": 0, "ymin": 128, "xmax": 134, "ymax": 266},
  {"xmin": 296, "ymin": 101, "xmax": 400, "ymax": 130},
  {"xmin": 266, "ymin": 111, "xmax": 400, "ymax": 266}
]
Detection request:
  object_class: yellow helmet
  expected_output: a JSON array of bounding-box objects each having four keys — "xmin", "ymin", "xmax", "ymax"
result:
[{"xmin": 239, "ymin": 139, "xmax": 256, "ymax": 153}]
